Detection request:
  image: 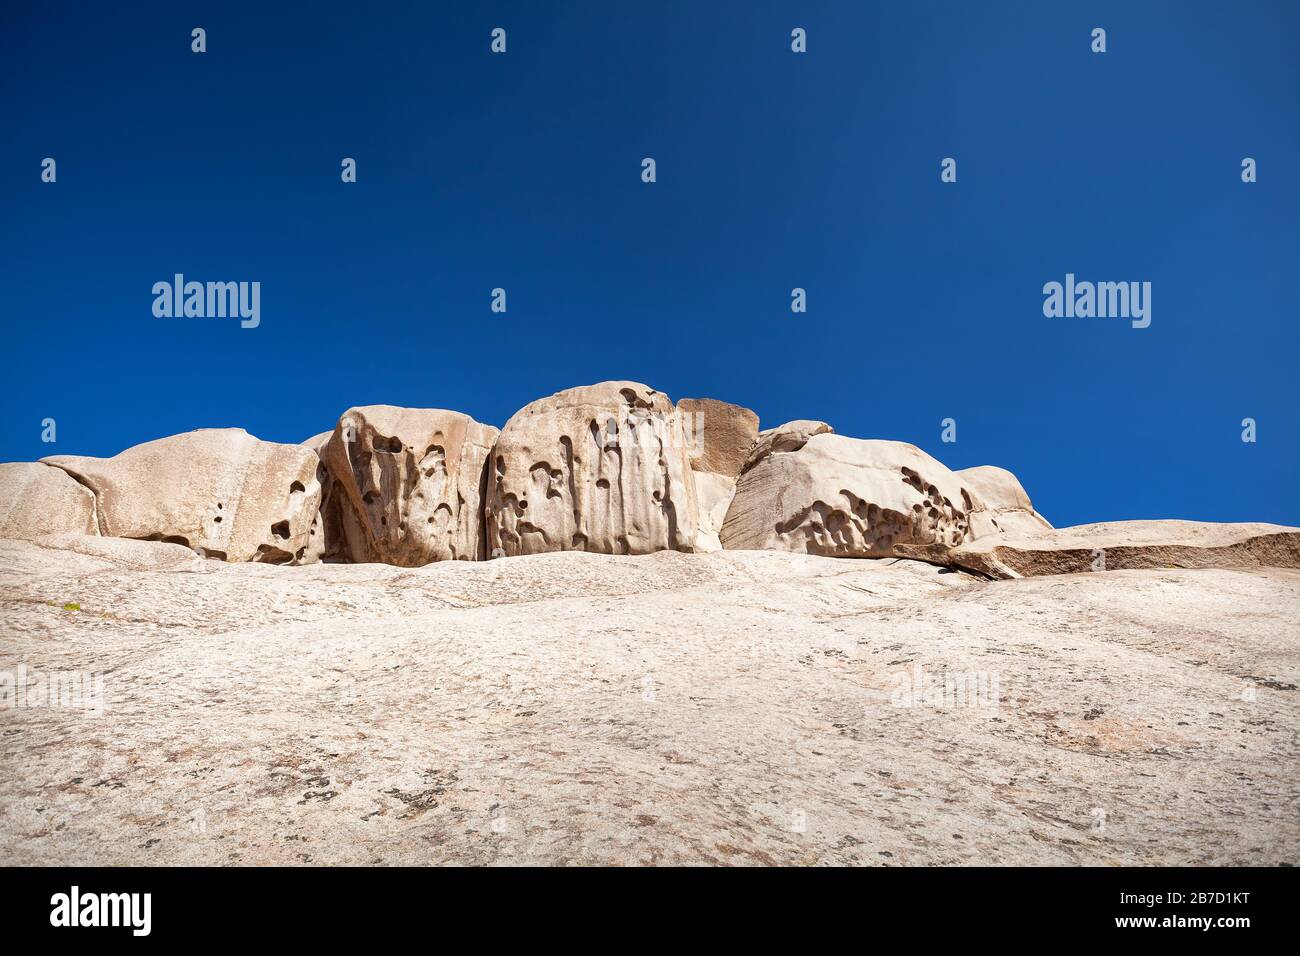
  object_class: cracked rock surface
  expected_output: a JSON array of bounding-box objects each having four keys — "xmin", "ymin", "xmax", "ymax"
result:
[{"xmin": 1, "ymin": 535, "xmax": 1295, "ymax": 865}]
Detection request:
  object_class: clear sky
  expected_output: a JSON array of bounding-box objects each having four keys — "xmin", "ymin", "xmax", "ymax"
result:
[{"xmin": 2, "ymin": 1, "xmax": 1297, "ymax": 528}]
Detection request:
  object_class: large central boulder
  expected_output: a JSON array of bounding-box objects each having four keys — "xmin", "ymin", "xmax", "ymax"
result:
[
  {"xmin": 485, "ymin": 382, "xmax": 699, "ymax": 556},
  {"xmin": 721, "ymin": 423, "xmax": 986, "ymax": 557},
  {"xmin": 319, "ymin": 406, "xmax": 498, "ymax": 565},
  {"xmin": 41, "ymin": 429, "xmax": 320, "ymax": 563}
]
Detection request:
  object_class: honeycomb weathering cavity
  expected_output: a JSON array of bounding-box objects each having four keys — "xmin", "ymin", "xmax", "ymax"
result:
[
  {"xmin": 320, "ymin": 405, "xmax": 498, "ymax": 565},
  {"xmin": 720, "ymin": 432, "xmax": 987, "ymax": 557},
  {"xmin": 484, "ymin": 381, "xmax": 699, "ymax": 556},
  {"xmin": 39, "ymin": 428, "xmax": 321, "ymax": 563}
]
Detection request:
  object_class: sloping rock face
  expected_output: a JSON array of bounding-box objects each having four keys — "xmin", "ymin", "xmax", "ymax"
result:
[
  {"xmin": 721, "ymin": 427, "xmax": 987, "ymax": 557},
  {"xmin": 677, "ymin": 398, "xmax": 758, "ymax": 478},
  {"xmin": 744, "ymin": 420, "xmax": 834, "ymax": 468},
  {"xmin": 957, "ymin": 464, "xmax": 1052, "ymax": 536},
  {"xmin": 300, "ymin": 431, "xmax": 337, "ymax": 564},
  {"xmin": 0, "ymin": 462, "xmax": 98, "ymax": 539},
  {"xmin": 926, "ymin": 520, "xmax": 1300, "ymax": 579},
  {"xmin": 319, "ymin": 406, "xmax": 498, "ymax": 565},
  {"xmin": 693, "ymin": 471, "xmax": 740, "ymax": 553},
  {"xmin": 484, "ymin": 382, "xmax": 698, "ymax": 556},
  {"xmin": 677, "ymin": 397, "xmax": 759, "ymax": 552},
  {"xmin": 41, "ymin": 429, "xmax": 320, "ymax": 563}
]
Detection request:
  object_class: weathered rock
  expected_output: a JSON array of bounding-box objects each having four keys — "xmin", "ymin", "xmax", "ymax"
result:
[
  {"xmin": 676, "ymin": 397, "xmax": 759, "ymax": 553},
  {"xmin": 299, "ymin": 431, "xmax": 337, "ymax": 564},
  {"xmin": 957, "ymin": 464, "xmax": 1052, "ymax": 536},
  {"xmin": 920, "ymin": 519, "xmax": 1300, "ymax": 579},
  {"xmin": 485, "ymin": 382, "xmax": 698, "ymax": 556},
  {"xmin": 301, "ymin": 431, "xmax": 334, "ymax": 451},
  {"xmin": 23, "ymin": 532, "xmax": 205, "ymax": 572},
  {"xmin": 692, "ymin": 471, "xmax": 738, "ymax": 553},
  {"xmin": 41, "ymin": 428, "xmax": 320, "ymax": 563},
  {"xmin": 320, "ymin": 406, "xmax": 498, "ymax": 565},
  {"xmin": 676, "ymin": 397, "xmax": 759, "ymax": 478},
  {"xmin": 742, "ymin": 420, "xmax": 834, "ymax": 472},
  {"xmin": 6, "ymin": 542, "xmax": 1297, "ymax": 865},
  {"xmin": 0, "ymin": 462, "xmax": 98, "ymax": 540},
  {"xmin": 721, "ymin": 429, "xmax": 985, "ymax": 557}
]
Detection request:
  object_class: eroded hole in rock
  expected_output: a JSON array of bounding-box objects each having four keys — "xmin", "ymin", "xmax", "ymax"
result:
[
  {"xmin": 255, "ymin": 543, "xmax": 294, "ymax": 565},
  {"xmin": 375, "ymin": 435, "xmax": 403, "ymax": 453},
  {"xmin": 290, "ymin": 481, "xmax": 305, "ymax": 494},
  {"xmin": 271, "ymin": 520, "xmax": 291, "ymax": 540}
]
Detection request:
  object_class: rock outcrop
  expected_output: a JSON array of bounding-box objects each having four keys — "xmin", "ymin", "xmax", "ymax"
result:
[
  {"xmin": 677, "ymin": 397, "xmax": 759, "ymax": 552},
  {"xmin": 919, "ymin": 519, "xmax": 1300, "ymax": 579},
  {"xmin": 6, "ymin": 383, "xmax": 1298, "ymax": 582},
  {"xmin": 319, "ymin": 406, "xmax": 498, "ymax": 565},
  {"xmin": 677, "ymin": 397, "xmax": 759, "ymax": 478},
  {"xmin": 40, "ymin": 429, "xmax": 320, "ymax": 563},
  {"xmin": 0, "ymin": 462, "xmax": 98, "ymax": 540},
  {"xmin": 299, "ymin": 431, "xmax": 337, "ymax": 564},
  {"xmin": 957, "ymin": 464, "xmax": 1052, "ymax": 536},
  {"xmin": 484, "ymin": 382, "xmax": 698, "ymax": 556},
  {"xmin": 721, "ymin": 428, "xmax": 987, "ymax": 557},
  {"xmin": 742, "ymin": 420, "xmax": 834, "ymax": 470}
]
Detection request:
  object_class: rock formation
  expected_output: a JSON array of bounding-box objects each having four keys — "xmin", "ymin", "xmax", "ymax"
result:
[
  {"xmin": 676, "ymin": 397, "xmax": 759, "ymax": 551},
  {"xmin": 318, "ymin": 406, "xmax": 498, "ymax": 565},
  {"xmin": 2, "ymin": 381, "xmax": 1296, "ymax": 580},
  {"xmin": 300, "ymin": 431, "xmax": 337, "ymax": 564},
  {"xmin": 484, "ymin": 382, "xmax": 698, "ymax": 556},
  {"xmin": 721, "ymin": 427, "xmax": 988, "ymax": 557},
  {"xmin": 956, "ymin": 464, "xmax": 1052, "ymax": 536},
  {"xmin": 0, "ymin": 462, "xmax": 98, "ymax": 539},
  {"xmin": 918, "ymin": 519, "xmax": 1300, "ymax": 579},
  {"xmin": 39, "ymin": 428, "xmax": 320, "ymax": 562}
]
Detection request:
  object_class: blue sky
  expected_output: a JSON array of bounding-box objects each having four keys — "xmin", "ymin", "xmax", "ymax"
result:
[{"xmin": 2, "ymin": 1, "xmax": 1297, "ymax": 527}]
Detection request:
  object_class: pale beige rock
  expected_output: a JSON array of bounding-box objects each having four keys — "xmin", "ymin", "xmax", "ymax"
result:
[
  {"xmin": 2, "ymin": 539, "xmax": 1296, "ymax": 866},
  {"xmin": 299, "ymin": 431, "xmax": 337, "ymax": 564},
  {"xmin": 692, "ymin": 471, "xmax": 738, "ymax": 553},
  {"xmin": 41, "ymin": 428, "xmax": 320, "ymax": 563},
  {"xmin": 0, "ymin": 462, "xmax": 97, "ymax": 539},
  {"xmin": 320, "ymin": 406, "xmax": 498, "ymax": 565},
  {"xmin": 676, "ymin": 397, "xmax": 759, "ymax": 553},
  {"xmin": 922, "ymin": 519, "xmax": 1300, "ymax": 579},
  {"xmin": 742, "ymin": 420, "xmax": 833, "ymax": 472},
  {"xmin": 485, "ymin": 382, "xmax": 699, "ymax": 556},
  {"xmin": 676, "ymin": 397, "xmax": 759, "ymax": 478},
  {"xmin": 722, "ymin": 430, "xmax": 985, "ymax": 557},
  {"xmin": 23, "ymin": 532, "xmax": 206, "ymax": 572},
  {"xmin": 301, "ymin": 431, "xmax": 334, "ymax": 452},
  {"xmin": 957, "ymin": 464, "xmax": 1052, "ymax": 536}
]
